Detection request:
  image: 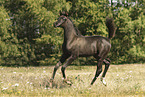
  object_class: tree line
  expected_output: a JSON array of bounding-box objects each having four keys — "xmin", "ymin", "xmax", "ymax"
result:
[{"xmin": 0, "ymin": 0, "xmax": 145, "ymax": 66}]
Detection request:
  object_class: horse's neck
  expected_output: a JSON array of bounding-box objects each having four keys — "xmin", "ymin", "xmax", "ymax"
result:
[{"xmin": 63, "ymin": 20, "xmax": 77, "ymax": 42}]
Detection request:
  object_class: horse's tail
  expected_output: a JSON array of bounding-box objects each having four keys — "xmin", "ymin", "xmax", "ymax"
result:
[{"xmin": 106, "ymin": 18, "xmax": 117, "ymax": 39}]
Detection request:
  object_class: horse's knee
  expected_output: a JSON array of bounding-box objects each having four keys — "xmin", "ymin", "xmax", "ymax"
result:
[
  {"xmin": 98, "ymin": 68, "xmax": 102, "ymax": 74},
  {"xmin": 54, "ymin": 65, "xmax": 59, "ymax": 71},
  {"xmin": 54, "ymin": 61, "xmax": 62, "ymax": 70},
  {"xmin": 61, "ymin": 66, "xmax": 66, "ymax": 72}
]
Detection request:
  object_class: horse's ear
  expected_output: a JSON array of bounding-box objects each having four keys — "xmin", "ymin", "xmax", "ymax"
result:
[
  {"xmin": 65, "ymin": 11, "xmax": 68, "ymax": 16},
  {"xmin": 59, "ymin": 10, "xmax": 62, "ymax": 16}
]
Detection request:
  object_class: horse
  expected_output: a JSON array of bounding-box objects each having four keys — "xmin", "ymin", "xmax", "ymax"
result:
[{"xmin": 50, "ymin": 11, "xmax": 116, "ymax": 86}]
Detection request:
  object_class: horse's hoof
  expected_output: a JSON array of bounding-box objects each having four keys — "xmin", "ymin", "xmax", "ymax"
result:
[
  {"xmin": 100, "ymin": 77, "xmax": 107, "ymax": 86},
  {"xmin": 63, "ymin": 79, "xmax": 73, "ymax": 86}
]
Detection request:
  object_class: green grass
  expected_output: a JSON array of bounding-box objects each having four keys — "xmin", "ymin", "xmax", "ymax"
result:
[{"xmin": 0, "ymin": 64, "xmax": 145, "ymax": 97}]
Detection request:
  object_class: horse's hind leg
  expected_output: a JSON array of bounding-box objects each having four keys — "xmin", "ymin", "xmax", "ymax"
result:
[
  {"xmin": 91, "ymin": 51, "xmax": 109, "ymax": 85},
  {"xmin": 91, "ymin": 58, "xmax": 103, "ymax": 85},
  {"xmin": 100, "ymin": 58, "xmax": 111, "ymax": 86},
  {"xmin": 102, "ymin": 58, "xmax": 110, "ymax": 78}
]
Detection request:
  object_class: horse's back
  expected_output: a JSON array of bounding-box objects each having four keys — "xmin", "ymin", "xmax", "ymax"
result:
[
  {"xmin": 83, "ymin": 35, "xmax": 110, "ymax": 42},
  {"xmin": 70, "ymin": 35, "xmax": 111, "ymax": 57}
]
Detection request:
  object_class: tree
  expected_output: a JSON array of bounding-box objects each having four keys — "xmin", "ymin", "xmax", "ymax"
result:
[{"xmin": 1, "ymin": 0, "xmax": 145, "ymax": 66}]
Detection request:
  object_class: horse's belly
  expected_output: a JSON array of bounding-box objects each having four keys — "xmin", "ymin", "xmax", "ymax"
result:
[{"xmin": 77, "ymin": 47, "xmax": 97, "ymax": 57}]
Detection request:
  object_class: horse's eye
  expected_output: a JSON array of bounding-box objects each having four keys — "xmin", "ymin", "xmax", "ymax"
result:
[{"xmin": 63, "ymin": 17, "xmax": 66, "ymax": 20}]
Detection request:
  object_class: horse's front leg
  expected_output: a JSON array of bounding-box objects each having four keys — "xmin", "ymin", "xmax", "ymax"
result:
[
  {"xmin": 50, "ymin": 54, "xmax": 70, "ymax": 82},
  {"xmin": 61, "ymin": 55, "xmax": 76, "ymax": 85}
]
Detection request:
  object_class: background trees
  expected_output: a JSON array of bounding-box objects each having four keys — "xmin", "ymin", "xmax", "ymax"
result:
[{"xmin": 0, "ymin": 0, "xmax": 145, "ymax": 66}]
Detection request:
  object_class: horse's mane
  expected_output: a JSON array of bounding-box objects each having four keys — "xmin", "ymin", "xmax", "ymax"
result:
[{"xmin": 68, "ymin": 18, "xmax": 83, "ymax": 36}]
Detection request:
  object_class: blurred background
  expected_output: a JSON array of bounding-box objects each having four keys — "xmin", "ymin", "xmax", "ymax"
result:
[{"xmin": 0, "ymin": 0, "xmax": 144, "ymax": 66}]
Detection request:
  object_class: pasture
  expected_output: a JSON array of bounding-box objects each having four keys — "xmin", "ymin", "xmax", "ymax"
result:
[{"xmin": 0, "ymin": 64, "xmax": 145, "ymax": 97}]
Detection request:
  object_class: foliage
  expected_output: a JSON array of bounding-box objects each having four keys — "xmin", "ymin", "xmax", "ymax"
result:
[
  {"xmin": 0, "ymin": 0, "xmax": 145, "ymax": 66},
  {"xmin": 0, "ymin": 6, "xmax": 21, "ymax": 66}
]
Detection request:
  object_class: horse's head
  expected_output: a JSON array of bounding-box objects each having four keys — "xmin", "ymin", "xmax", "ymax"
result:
[{"xmin": 54, "ymin": 11, "xmax": 68, "ymax": 27}]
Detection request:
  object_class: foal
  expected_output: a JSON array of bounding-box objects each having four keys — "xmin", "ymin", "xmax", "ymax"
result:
[{"xmin": 51, "ymin": 11, "xmax": 116, "ymax": 86}]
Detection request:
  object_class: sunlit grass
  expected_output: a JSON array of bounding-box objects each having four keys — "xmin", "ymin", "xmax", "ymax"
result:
[{"xmin": 0, "ymin": 64, "xmax": 145, "ymax": 97}]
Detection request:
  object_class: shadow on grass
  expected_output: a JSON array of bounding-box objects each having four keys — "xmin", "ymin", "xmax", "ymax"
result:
[{"xmin": 39, "ymin": 78, "xmax": 72, "ymax": 89}]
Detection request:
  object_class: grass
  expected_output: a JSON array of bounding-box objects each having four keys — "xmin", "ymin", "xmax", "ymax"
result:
[{"xmin": 0, "ymin": 64, "xmax": 145, "ymax": 97}]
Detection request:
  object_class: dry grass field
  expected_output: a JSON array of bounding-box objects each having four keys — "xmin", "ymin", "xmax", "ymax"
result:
[{"xmin": 0, "ymin": 64, "xmax": 145, "ymax": 97}]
